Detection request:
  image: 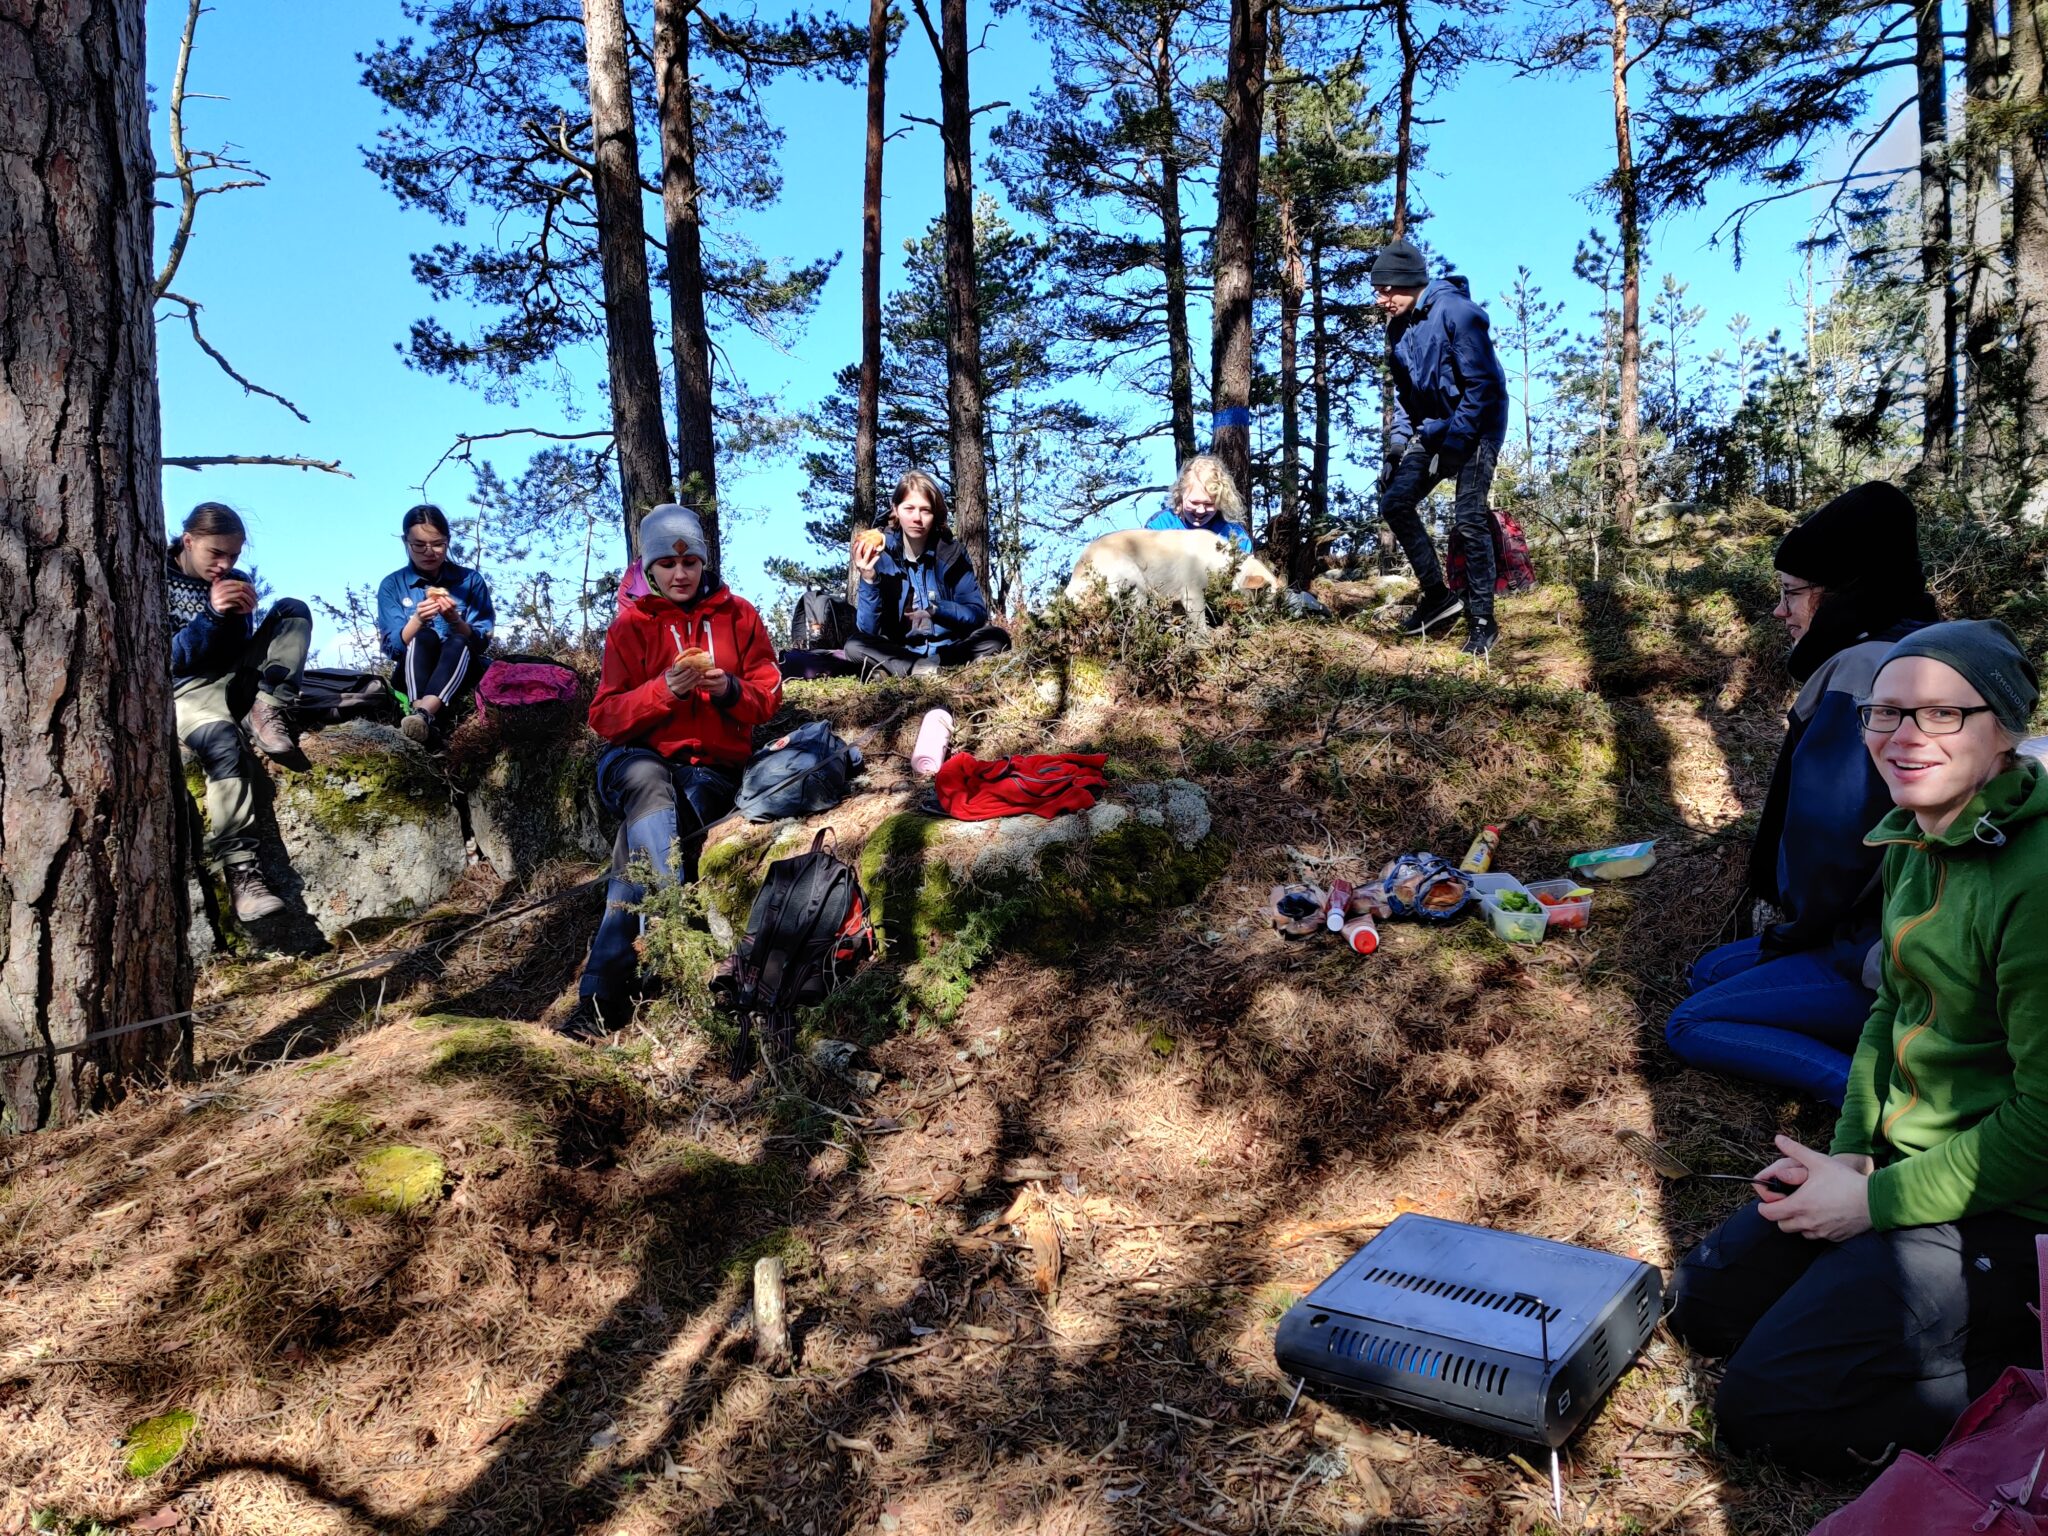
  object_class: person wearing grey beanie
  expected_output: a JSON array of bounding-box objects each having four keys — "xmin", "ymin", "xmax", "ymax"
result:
[
  {"xmin": 1372, "ymin": 240, "xmax": 1511, "ymax": 656},
  {"xmin": 562, "ymin": 498, "xmax": 784, "ymax": 1040}
]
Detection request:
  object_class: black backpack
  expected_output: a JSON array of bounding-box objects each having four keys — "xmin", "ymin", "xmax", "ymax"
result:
[
  {"xmin": 289, "ymin": 668, "xmax": 399, "ymax": 728},
  {"xmin": 790, "ymin": 590, "xmax": 858, "ymax": 651},
  {"xmin": 734, "ymin": 720, "xmax": 863, "ymax": 822},
  {"xmin": 711, "ymin": 829, "xmax": 875, "ymax": 1066}
]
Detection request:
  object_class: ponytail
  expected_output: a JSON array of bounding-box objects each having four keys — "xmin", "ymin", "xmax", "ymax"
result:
[{"xmin": 182, "ymin": 502, "xmax": 247, "ymax": 542}]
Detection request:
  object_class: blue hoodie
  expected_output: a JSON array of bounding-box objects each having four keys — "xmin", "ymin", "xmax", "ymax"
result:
[
  {"xmin": 1144, "ymin": 506, "xmax": 1254, "ymax": 552},
  {"xmin": 855, "ymin": 530, "xmax": 989, "ymax": 658},
  {"xmin": 375, "ymin": 560, "xmax": 496, "ymax": 660},
  {"xmin": 1387, "ymin": 276, "xmax": 1509, "ymax": 459}
]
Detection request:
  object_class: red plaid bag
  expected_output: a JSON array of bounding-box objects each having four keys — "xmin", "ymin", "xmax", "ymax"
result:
[{"xmin": 1447, "ymin": 507, "xmax": 1537, "ymax": 596}]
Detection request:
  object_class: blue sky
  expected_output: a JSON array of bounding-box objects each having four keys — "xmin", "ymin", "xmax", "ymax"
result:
[{"xmin": 149, "ymin": 0, "xmax": 1876, "ymax": 658}]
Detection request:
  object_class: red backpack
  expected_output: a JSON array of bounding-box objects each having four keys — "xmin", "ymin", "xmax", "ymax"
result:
[
  {"xmin": 1810, "ymin": 1236, "xmax": 2048, "ymax": 1535},
  {"xmin": 476, "ymin": 656, "xmax": 580, "ymax": 716}
]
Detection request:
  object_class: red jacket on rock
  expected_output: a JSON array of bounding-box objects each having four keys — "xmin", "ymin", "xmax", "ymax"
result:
[{"xmin": 588, "ymin": 583, "xmax": 783, "ymax": 769}]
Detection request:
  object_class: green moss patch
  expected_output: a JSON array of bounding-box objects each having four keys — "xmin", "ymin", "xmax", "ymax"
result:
[
  {"xmin": 288, "ymin": 743, "xmax": 449, "ymax": 835},
  {"xmin": 352, "ymin": 1145, "xmax": 446, "ymax": 1213},
  {"xmin": 122, "ymin": 1407, "xmax": 196, "ymax": 1478}
]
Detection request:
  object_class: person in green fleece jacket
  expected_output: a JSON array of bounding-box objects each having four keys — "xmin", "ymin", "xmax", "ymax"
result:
[{"xmin": 1668, "ymin": 618, "xmax": 2047, "ymax": 1474}]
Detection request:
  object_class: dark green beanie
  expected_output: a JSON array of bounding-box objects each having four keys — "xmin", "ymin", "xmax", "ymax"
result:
[{"xmin": 1876, "ymin": 619, "xmax": 2040, "ymax": 734}]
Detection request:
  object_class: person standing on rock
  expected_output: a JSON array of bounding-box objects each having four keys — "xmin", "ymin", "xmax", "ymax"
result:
[
  {"xmin": 375, "ymin": 503, "xmax": 496, "ymax": 747},
  {"xmin": 565, "ymin": 503, "xmax": 784, "ymax": 1039},
  {"xmin": 1372, "ymin": 237, "xmax": 1509, "ymax": 657},
  {"xmin": 166, "ymin": 502, "xmax": 313, "ymax": 922},
  {"xmin": 1665, "ymin": 483, "xmax": 1939, "ymax": 1106}
]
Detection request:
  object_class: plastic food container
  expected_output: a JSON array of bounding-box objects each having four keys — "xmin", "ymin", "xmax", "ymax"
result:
[
  {"xmin": 1524, "ymin": 878, "xmax": 1593, "ymax": 932},
  {"xmin": 1482, "ymin": 890, "xmax": 1548, "ymax": 945},
  {"xmin": 1567, "ymin": 839, "xmax": 1659, "ymax": 880},
  {"xmin": 1466, "ymin": 872, "xmax": 1529, "ymax": 901}
]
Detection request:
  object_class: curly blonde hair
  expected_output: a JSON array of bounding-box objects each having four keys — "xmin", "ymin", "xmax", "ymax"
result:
[{"xmin": 1171, "ymin": 455, "xmax": 1245, "ymax": 521}]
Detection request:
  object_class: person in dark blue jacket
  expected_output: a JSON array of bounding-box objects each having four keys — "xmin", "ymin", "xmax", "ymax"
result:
[
  {"xmin": 375, "ymin": 504, "xmax": 495, "ymax": 745},
  {"xmin": 1665, "ymin": 482, "xmax": 1940, "ymax": 1105},
  {"xmin": 1372, "ymin": 238, "xmax": 1511, "ymax": 656},
  {"xmin": 847, "ymin": 470, "xmax": 1011, "ymax": 678},
  {"xmin": 1143, "ymin": 454, "xmax": 1254, "ymax": 552},
  {"xmin": 166, "ymin": 502, "xmax": 313, "ymax": 922}
]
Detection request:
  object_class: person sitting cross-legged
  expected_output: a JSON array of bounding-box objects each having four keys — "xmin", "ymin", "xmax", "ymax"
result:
[
  {"xmin": 1667, "ymin": 620, "xmax": 2048, "ymax": 1475},
  {"xmin": 846, "ymin": 469, "xmax": 1011, "ymax": 679}
]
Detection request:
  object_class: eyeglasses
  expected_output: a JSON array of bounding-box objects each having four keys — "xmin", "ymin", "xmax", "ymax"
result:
[
  {"xmin": 1777, "ymin": 581, "xmax": 1818, "ymax": 604},
  {"xmin": 406, "ymin": 538, "xmax": 448, "ymax": 555},
  {"xmin": 1857, "ymin": 704, "xmax": 1998, "ymax": 735}
]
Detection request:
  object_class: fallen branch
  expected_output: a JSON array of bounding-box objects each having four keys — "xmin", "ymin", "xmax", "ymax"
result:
[{"xmin": 164, "ymin": 455, "xmax": 350, "ymax": 476}]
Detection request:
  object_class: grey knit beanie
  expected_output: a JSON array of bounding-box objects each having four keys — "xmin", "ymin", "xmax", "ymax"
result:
[
  {"xmin": 1372, "ymin": 238, "xmax": 1429, "ymax": 287},
  {"xmin": 1875, "ymin": 619, "xmax": 2040, "ymax": 734},
  {"xmin": 638, "ymin": 503, "xmax": 708, "ymax": 564}
]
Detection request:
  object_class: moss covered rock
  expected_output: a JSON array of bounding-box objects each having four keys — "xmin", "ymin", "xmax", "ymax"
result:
[{"xmin": 465, "ymin": 730, "xmax": 608, "ymax": 881}]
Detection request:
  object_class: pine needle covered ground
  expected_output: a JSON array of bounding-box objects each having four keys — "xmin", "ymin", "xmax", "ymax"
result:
[{"xmin": 3, "ymin": 549, "xmax": 1876, "ymax": 1536}]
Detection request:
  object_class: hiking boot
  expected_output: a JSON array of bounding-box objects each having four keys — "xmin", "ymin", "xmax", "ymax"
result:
[
  {"xmin": 246, "ymin": 691, "xmax": 297, "ymax": 759},
  {"xmin": 400, "ymin": 711, "xmax": 433, "ymax": 747},
  {"xmin": 1398, "ymin": 587, "xmax": 1464, "ymax": 637},
  {"xmin": 223, "ymin": 861, "xmax": 285, "ymax": 922},
  {"xmin": 560, "ymin": 994, "xmax": 626, "ymax": 1042},
  {"xmin": 1460, "ymin": 618, "xmax": 1500, "ymax": 659}
]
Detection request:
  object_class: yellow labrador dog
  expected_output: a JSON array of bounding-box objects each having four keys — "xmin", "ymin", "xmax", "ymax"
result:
[{"xmin": 1064, "ymin": 528, "xmax": 1281, "ymax": 635}]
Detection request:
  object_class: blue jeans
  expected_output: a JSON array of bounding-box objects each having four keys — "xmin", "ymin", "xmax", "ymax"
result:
[
  {"xmin": 1664, "ymin": 935, "xmax": 1876, "ymax": 1106},
  {"xmin": 578, "ymin": 746, "xmax": 737, "ymax": 1003}
]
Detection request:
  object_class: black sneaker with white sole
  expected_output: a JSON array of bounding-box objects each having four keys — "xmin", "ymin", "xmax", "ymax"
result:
[
  {"xmin": 1399, "ymin": 587, "xmax": 1465, "ymax": 637},
  {"xmin": 1460, "ymin": 619, "xmax": 1500, "ymax": 658}
]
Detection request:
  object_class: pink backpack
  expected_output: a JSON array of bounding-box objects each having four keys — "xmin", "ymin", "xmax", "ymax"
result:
[
  {"xmin": 1810, "ymin": 1236, "xmax": 2048, "ymax": 1535},
  {"xmin": 476, "ymin": 657, "xmax": 580, "ymax": 717}
]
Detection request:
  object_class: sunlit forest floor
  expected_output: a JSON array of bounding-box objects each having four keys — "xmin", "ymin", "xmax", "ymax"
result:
[{"xmin": 1, "ymin": 548, "xmax": 1873, "ymax": 1535}]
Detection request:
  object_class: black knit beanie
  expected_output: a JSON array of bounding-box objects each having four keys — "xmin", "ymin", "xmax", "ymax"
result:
[
  {"xmin": 1875, "ymin": 619, "xmax": 2041, "ymax": 735},
  {"xmin": 1774, "ymin": 481, "xmax": 1923, "ymax": 590},
  {"xmin": 1372, "ymin": 238, "xmax": 1429, "ymax": 287}
]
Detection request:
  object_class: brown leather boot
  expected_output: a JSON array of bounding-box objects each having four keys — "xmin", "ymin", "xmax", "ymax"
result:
[
  {"xmin": 224, "ymin": 861, "xmax": 285, "ymax": 922},
  {"xmin": 246, "ymin": 692, "xmax": 297, "ymax": 759}
]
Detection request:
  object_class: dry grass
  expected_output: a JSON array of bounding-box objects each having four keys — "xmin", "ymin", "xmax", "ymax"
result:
[{"xmin": 2, "ymin": 561, "xmax": 1862, "ymax": 1535}]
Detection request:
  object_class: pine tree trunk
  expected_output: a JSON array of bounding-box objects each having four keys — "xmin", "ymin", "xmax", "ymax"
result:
[
  {"xmin": 852, "ymin": 0, "xmax": 888, "ymax": 602},
  {"xmin": 583, "ymin": 0, "xmax": 674, "ymax": 551},
  {"xmin": 1610, "ymin": 0, "xmax": 1641, "ymax": 542},
  {"xmin": 1392, "ymin": 0, "xmax": 1417, "ymax": 239},
  {"xmin": 1961, "ymin": 0, "xmax": 2008, "ymax": 478},
  {"xmin": 935, "ymin": 0, "xmax": 991, "ymax": 590},
  {"xmin": 2015, "ymin": 0, "xmax": 2048, "ymax": 494},
  {"xmin": 1310, "ymin": 235, "xmax": 1332, "ymax": 583},
  {"xmin": 1, "ymin": 0, "xmax": 192, "ymax": 1131},
  {"xmin": 1210, "ymin": 0, "xmax": 1270, "ymax": 502},
  {"xmin": 1915, "ymin": 0, "xmax": 1958, "ymax": 483},
  {"xmin": 654, "ymin": 0, "xmax": 719, "ymax": 576},
  {"xmin": 1272, "ymin": 34, "xmax": 1303, "ymax": 578},
  {"xmin": 1154, "ymin": 22, "xmax": 1198, "ymax": 469}
]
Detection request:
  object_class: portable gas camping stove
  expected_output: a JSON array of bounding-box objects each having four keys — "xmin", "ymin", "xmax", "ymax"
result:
[{"xmin": 1275, "ymin": 1214, "xmax": 1662, "ymax": 1514}]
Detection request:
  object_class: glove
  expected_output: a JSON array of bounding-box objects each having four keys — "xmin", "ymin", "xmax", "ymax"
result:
[{"xmin": 1429, "ymin": 447, "xmax": 1467, "ymax": 479}]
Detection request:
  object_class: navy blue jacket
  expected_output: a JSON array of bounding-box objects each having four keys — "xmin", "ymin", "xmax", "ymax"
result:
[
  {"xmin": 165, "ymin": 545, "xmax": 251, "ymax": 682},
  {"xmin": 855, "ymin": 532, "xmax": 988, "ymax": 657},
  {"xmin": 1755, "ymin": 620, "xmax": 1927, "ymax": 957},
  {"xmin": 1387, "ymin": 276, "xmax": 1509, "ymax": 459},
  {"xmin": 375, "ymin": 559, "xmax": 496, "ymax": 660}
]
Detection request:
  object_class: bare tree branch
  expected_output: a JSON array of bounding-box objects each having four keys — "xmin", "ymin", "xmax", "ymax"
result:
[
  {"xmin": 154, "ymin": 0, "xmax": 205, "ymax": 299},
  {"xmin": 158, "ymin": 293, "xmax": 311, "ymax": 422},
  {"xmin": 417, "ymin": 426, "xmax": 616, "ymax": 492},
  {"xmin": 164, "ymin": 455, "xmax": 352, "ymax": 475}
]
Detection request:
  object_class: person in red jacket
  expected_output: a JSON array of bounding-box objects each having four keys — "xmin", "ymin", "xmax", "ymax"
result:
[{"xmin": 566, "ymin": 503, "xmax": 783, "ymax": 1037}]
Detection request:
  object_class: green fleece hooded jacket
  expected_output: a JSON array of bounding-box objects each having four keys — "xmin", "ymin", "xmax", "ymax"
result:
[{"xmin": 1832, "ymin": 756, "xmax": 2048, "ymax": 1229}]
